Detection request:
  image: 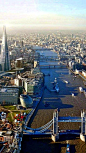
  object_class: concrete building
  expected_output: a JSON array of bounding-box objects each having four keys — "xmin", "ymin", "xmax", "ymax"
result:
[
  {"xmin": 24, "ymin": 79, "xmax": 41, "ymax": 95},
  {"xmin": 0, "ymin": 88, "xmax": 19, "ymax": 105},
  {"xmin": 0, "ymin": 131, "xmax": 13, "ymax": 144},
  {"xmin": 0, "ymin": 26, "xmax": 10, "ymax": 71},
  {"xmin": 24, "ymin": 72, "xmax": 44, "ymax": 95},
  {"xmin": 15, "ymin": 57, "xmax": 24, "ymax": 69}
]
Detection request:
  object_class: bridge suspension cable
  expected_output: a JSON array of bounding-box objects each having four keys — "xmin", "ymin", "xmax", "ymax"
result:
[{"xmin": 26, "ymin": 119, "xmax": 53, "ymax": 131}]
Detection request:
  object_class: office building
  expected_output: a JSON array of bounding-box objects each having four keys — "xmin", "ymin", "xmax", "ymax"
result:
[{"xmin": 0, "ymin": 88, "xmax": 19, "ymax": 105}]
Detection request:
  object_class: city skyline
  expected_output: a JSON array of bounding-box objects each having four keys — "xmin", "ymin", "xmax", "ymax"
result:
[{"xmin": 0, "ymin": 0, "xmax": 86, "ymax": 30}]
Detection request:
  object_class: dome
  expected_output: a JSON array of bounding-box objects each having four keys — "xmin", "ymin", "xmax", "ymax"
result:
[{"xmin": 20, "ymin": 94, "xmax": 33, "ymax": 108}]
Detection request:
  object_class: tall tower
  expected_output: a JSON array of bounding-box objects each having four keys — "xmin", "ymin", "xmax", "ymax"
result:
[{"xmin": 0, "ymin": 26, "xmax": 10, "ymax": 71}]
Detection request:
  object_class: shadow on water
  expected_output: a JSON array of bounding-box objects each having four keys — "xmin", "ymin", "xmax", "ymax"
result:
[
  {"xmin": 28, "ymin": 92, "xmax": 73, "ymax": 127},
  {"xmin": 21, "ymin": 138, "xmax": 62, "ymax": 153},
  {"xmin": 21, "ymin": 135, "xmax": 76, "ymax": 153}
]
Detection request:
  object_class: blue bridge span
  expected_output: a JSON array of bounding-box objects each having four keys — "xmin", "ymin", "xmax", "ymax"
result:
[{"xmin": 23, "ymin": 109, "xmax": 86, "ymax": 142}]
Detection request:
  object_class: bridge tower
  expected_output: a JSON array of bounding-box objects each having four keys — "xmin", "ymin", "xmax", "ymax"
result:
[
  {"xmin": 80, "ymin": 110, "xmax": 86, "ymax": 142},
  {"xmin": 51, "ymin": 108, "xmax": 59, "ymax": 142}
]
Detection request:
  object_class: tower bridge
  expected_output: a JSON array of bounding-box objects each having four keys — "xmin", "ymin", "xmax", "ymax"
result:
[{"xmin": 23, "ymin": 109, "xmax": 86, "ymax": 142}]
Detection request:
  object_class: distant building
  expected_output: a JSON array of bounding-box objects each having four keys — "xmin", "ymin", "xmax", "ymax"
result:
[
  {"xmin": 0, "ymin": 26, "xmax": 10, "ymax": 71},
  {"xmin": 34, "ymin": 60, "xmax": 38, "ymax": 68}
]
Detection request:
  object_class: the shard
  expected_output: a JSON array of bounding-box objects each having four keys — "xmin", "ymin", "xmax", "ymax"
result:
[{"xmin": 0, "ymin": 26, "xmax": 10, "ymax": 71}]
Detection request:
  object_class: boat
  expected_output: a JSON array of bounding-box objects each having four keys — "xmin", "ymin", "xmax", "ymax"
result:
[
  {"xmin": 72, "ymin": 93, "xmax": 74, "ymax": 97},
  {"xmin": 64, "ymin": 80, "xmax": 68, "ymax": 84},
  {"xmin": 79, "ymin": 87, "xmax": 83, "ymax": 93},
  {"xmin": 66, "ymin": 143, "xmax": 70, "ymax": 153},
  {"xmin": 54, "ymin": 78, "xmax": 57, "ymax": 84},
  {"xmin": 55, "ymin": 83, "xmax": 59, "ymax": 92},
  {"xmin": 44, "ymin": 102, "xmax": 50, "ymax": 107}
]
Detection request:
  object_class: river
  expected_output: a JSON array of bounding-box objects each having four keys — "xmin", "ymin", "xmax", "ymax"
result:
[{"xmin": 21, "ymin": 50, "xmax": 86, "ymax": 153}]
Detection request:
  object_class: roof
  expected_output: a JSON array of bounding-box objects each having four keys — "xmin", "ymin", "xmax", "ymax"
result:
[{"xmin": 4, "ymin": 131, "xmax": 13, "ymax": 136}]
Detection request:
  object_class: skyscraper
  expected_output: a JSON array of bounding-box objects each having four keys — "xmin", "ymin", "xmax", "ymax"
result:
[{"xmin": 0, "ymin": 26, "xmax": 10, "ymax": 71}]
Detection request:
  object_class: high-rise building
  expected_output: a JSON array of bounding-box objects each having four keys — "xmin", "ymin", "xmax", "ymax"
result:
[{"xmin": 0, "ymin": 26, "xmax": 10, "ymax": 71}]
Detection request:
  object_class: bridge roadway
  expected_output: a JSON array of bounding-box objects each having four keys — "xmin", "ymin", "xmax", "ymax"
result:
[
  {"xmin": 23, "ymin": 116, "xmax": 83, "ymax": 136},
  {"xmin": 23, "ymin": 130, "xmax": 80, "ymax": 136},
  {"xmin": 40, "ymin": 64, "xmax": 66, "ymax": 69},
  {"xmin": 58, "ymin": 116, "xmax": 81, "ymax": 122}
]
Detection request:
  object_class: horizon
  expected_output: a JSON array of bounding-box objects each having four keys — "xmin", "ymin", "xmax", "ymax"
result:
[{"xmin": 0, "ymin": 0, "xmax": 86, "ymax": 30}]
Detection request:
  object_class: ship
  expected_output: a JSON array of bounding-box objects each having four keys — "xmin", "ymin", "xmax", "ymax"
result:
[
  {"xmin": 71, "ymin": 93, "xmax": 74, "ymax": 97},
  {"xmin": 54, "ymin": 78, "xmax": 57, "ymax": 84},
  {"xmin": 64, "ymin": 80, "xmax": 68, "ymax": 84},
  {"xmin": 55, "ymin": 83, "xmax": 59, "ymax": 92},
  {"xmin": 66, "ymin": 143, "xmax": 70, "ymax": 153},
  {"xmin": 79, "ymin": 87, "xmax": 83, "ymax": 93}
]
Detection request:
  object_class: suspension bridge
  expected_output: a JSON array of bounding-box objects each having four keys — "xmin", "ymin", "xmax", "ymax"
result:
[{"xmin": 23, "ymin": 109, "xmax": 86, "ymax": 142}]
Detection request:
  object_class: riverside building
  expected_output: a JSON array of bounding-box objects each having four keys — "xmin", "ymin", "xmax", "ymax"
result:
[{"xmin": 0, "ymin": 88, "xmax": 19, "ymax": 105}]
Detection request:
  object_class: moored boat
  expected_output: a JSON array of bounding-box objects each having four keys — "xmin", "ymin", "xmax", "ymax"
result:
[
  {"xmin": 66, "ymin": 143, "xmax": 70, "ymax": 153},
  {"xmin": 54, "ymin": 78, "xmax": 57, "ymax": 84},
  {"xmin": 64, "ymin": 80, "xmax": 68, "ymax": 84},
  {"xmin": 72, "ymin": 93, "xmax": 74, "ymax": 97},
  {"xmin": 79, "ymin": 87, "xmax": 83, "ymax": 93},
  {"xmin": 55, "ymin": 83, "xmax": 59, "ymax": 92}
]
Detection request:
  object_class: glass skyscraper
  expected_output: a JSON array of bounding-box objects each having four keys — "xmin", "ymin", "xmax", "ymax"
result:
[{"xmin": 0, "ymin": 26, "xmax": 10, "ymax": 71}]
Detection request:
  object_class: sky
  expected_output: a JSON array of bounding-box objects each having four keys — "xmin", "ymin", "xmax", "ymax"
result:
[{"xmin": 0, "ymin": 0, "xmax": 86, "ymax": 30}]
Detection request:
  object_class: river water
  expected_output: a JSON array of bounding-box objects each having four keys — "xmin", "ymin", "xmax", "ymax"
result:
[{"xmin": 21, "ymin": 50, "xmax": 86, "ymax": 153}]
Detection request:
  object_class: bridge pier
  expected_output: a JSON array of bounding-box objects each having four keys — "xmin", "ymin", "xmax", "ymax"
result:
[
  {"xmin": 51, "ymin": 108, "xmax": 59, "ymax": 142},
  {"xmin": 80, "ymin": 110, "xmax": 86, "ymax": 142}
]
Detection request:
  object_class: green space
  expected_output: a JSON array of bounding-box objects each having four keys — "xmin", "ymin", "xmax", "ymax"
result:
[
  {"xmin": 12, "ymin": 109, "xmax": 32, "ymax": 118},
  {"xmin": 2, "ymin": 105, "xmax": 32, "ymax": 123},
  {"xmin": 4, "ymin": 105, "xmax": 16, "ymax": 110},
  {"xmin": 7, "ymin": 109, "xmax": 32, "ymax": 123},
  {"xmin": 7, "ymin": 112, "xmax": 13, "ymax": 123}
]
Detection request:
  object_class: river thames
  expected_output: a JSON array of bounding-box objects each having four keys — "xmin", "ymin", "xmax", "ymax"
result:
[{"xmin": 21, "ymin": 50, "xmax": 86, "ymax": 153}]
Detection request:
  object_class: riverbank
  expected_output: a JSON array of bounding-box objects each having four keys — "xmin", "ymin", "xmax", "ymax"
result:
[{"xmin": 23, "ymin": 86, "xmax": 45, "ymax": 129}]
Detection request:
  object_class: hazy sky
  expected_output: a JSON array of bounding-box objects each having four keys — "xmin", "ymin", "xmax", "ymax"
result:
[{"xmin": 0, "ymin": 0, "xmax": 86, "ymax": 30}]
